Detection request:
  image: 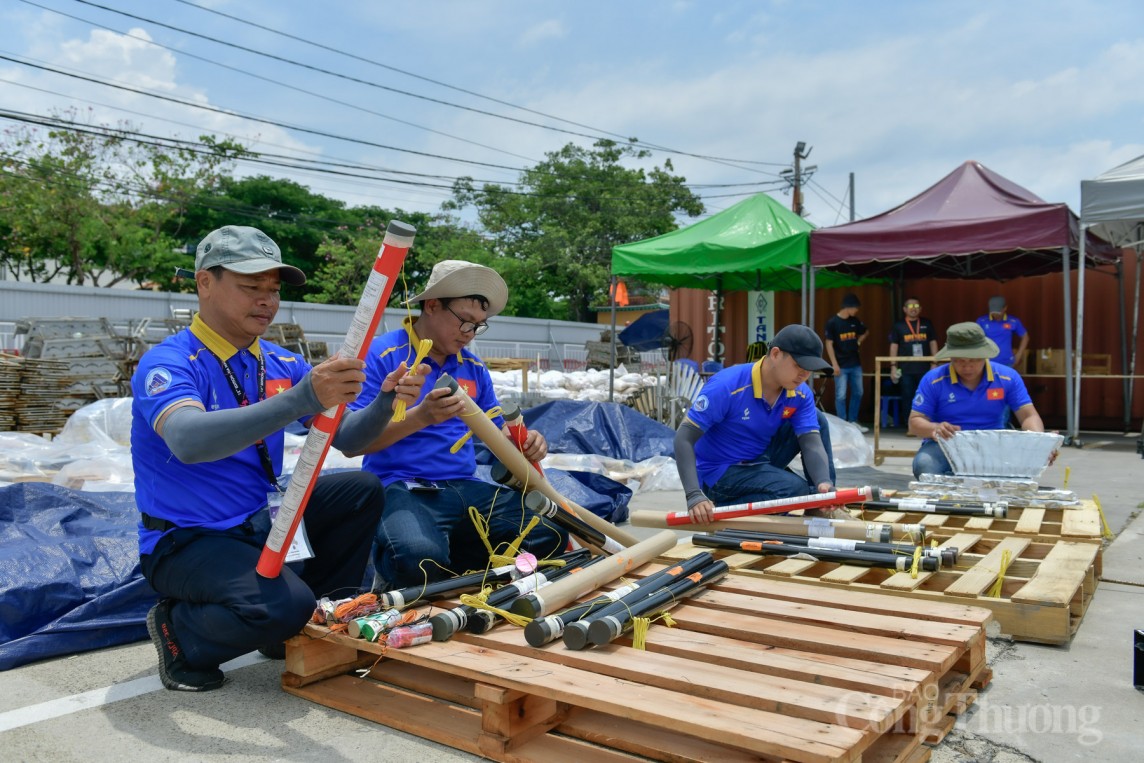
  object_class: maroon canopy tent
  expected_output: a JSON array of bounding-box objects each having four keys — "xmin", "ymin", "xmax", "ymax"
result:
[
  {"xmin": 810, "ymin": 160, "xmax": 1121, "ymax": 441},
  {"xmin": 810, "ymin": 160, "xmax": 1118, "ymax": 279}
]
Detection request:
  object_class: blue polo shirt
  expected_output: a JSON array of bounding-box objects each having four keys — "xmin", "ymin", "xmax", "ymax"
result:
[
  {"xmin": 685, "ymin": 361, "xmax": 820, "ymax": 487},
  {"xmin": 975, "ymin": 314, "xmax": 1027, "ymax": 365},
  {"xmin": 911, "ymin": 361, "xmax": 1032, "ymax": 436},
  {"xmin": 351, "ymin": 317, "xmax": 502, "ymax": 485},
  {"xmin": 131, "ymin": 314, "xmax": 309, "ymax": 555}
]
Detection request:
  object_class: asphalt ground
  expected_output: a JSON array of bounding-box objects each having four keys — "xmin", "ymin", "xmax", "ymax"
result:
[{"xmin": 1, "ymin": 428, "xmax": 1141, "ymax": 762}]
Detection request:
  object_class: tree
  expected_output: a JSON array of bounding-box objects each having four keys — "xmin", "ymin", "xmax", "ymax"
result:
[
  {"xmin": 0, "ymin": 112, "xmax": 246, "ymax": 287},
  {"xmin": 305, "ymin": 210, "xmax": 488, "ymax": 306},
  {"xmin": 448, "ymin": 139, "xmax": 704, "ymax": 321}
]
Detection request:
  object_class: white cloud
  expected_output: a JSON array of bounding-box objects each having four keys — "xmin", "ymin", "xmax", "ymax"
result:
[{"xmin": 519, "ymin": 19, "xmax": 566, "ymax": 48}]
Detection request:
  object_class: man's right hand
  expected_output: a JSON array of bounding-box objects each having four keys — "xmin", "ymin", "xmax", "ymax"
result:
[
  {"xmin": 688, "ymin": 499, "xmax": 715, "ymax": 524},
  {"xmin": 931, "ymin": 421, "xmax": 961, "ymax": 440},
  {"xmin": 309, "ymin": 355, "xmax": 367, "ymax": 409}
]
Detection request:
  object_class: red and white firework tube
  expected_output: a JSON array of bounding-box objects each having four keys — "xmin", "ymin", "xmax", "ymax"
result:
[
  {"xmin": 256, "ymin": 220, "xmax": 416, "ymax": 578},
  {"xmin": 657, "ymin": 486, "xmax": 874, "ymax": 527}
]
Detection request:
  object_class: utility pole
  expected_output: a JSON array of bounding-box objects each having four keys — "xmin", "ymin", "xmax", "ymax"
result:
[{"xmin": 781, "ymin": 142, "xmax": 815, "ymax": 217}]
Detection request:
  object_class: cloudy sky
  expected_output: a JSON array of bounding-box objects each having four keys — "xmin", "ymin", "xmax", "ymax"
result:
[{"xmin": 2, "ymin": 0, "xmax": 1143, "ymax": 228}]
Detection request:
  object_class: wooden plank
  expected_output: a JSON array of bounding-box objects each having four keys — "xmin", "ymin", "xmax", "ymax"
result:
[
  {"xmin": 1061, "ymin": 510, "xmax": 1101, "ymax": 538},
  {"xmin": 762, "ymin": 558, "xmax": 819, "ymax": 576},
  {"xmin": 557, "ymin": 710, "xmax": 774, "ymax": 763},
  {"xmin": 961, "ymin": 516, "xmax": 994, "ymax": 531},
  {"xmin": 1010, "ymin": 542, "xmax": 1101, "ymax": 606},
  {"xmin": 821, "ymin": 564, "xmax": 872, "ymax": 583},
  {"xmin": 943, "ymin": 537, "xmax": 1031, "ymax": 598},
  {"xmin": 1013, "ymin": 508, "xmax": 1046, "ymax": 535}
]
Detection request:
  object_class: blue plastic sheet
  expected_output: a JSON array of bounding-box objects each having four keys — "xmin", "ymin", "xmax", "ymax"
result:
[
  {"xmin": 522, "ymin": 400, "xmax": 676, "ymax": 462},
  {"xmin": 0, "ymin": 483, "xmax": 155, "ymax": 670}
]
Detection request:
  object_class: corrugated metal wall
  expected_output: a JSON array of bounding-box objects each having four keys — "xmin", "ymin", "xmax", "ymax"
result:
[{"xmin": 671, "ymin": 253, "xmax": 1143, "ymax": 431}]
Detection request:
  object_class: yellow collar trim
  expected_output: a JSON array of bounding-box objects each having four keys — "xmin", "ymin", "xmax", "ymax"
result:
[
  {"xmin": 751, "ymin": 359, "xmax": 798, "ymax": 400},
  {"xmin": 190, "ymin": 313, "xmax": 261, "ymax": 361},
  {"xmin": 948, "ymin": 359, "xmax": 993, "ymax": 385}
]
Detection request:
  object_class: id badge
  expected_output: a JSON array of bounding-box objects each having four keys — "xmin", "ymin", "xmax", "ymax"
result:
[
  {"xmin": 267, "ymin": 491, "xmax": 314, "ymax": 563},
  {"xmin": 911, "ymin": 344, "xmax": 924, "ymax": 357}
]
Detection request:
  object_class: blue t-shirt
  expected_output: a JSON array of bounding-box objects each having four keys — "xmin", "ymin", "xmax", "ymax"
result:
[
  {"xmin": 975, "ymin": 314, "xmax": 1027, "ymax": 365},
  {"xmin": 131, "ymin": 315, "xmax": 309, "ymax": 555},
  {"xmin": 350, "ymin": 317, "xmax": 502, "ymax": 485},
  {"xmin": 685, "ymin": 361, "xmax": 820, "ymax": 487},
  {"xmin": 911, "ymin": 361, "xmax": 1033, "ymax": 437}
]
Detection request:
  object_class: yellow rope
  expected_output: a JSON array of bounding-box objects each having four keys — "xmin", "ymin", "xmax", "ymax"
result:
[
  {"xmin": 458, "ymin": 589, "xmax": 533, "ymax": 627},
  {"xmin": 632, "ymin": 611, "xmax": 677, "ymax": 650},
  {"xmin": 909, "ymin": 545, "xmax": 922, "ymax": 578},
  {"xmin": 449, "ymin": 405, "xmax": 503, "ymax": 453},
  {"xmin": 468, "ymin": 504, "xmax": 539, "ymax": 568},
  {"xmin": 988, "ymin": 550, "xmax": 1012, "ymax": 598},
  {"xmin": 1064, "ymin": 466, "xmax": 1071, "ymax": 490},
  {"xmin": 1092, "ymin": 493, "xmax": 1114, "ymax": 539},
  {"xmin": 392, "ymin": 339, "xmax": 432, "ymax": 422}
]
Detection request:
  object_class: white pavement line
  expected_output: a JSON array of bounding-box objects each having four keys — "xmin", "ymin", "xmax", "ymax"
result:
[{"xmin": 0, "ymin": 652, "xmax": 267, "ymax": 733}]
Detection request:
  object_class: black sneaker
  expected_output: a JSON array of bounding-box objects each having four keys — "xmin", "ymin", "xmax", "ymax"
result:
[
  {"xmin": 146, "ymin": 600, "xmax": 225, "ymax": 692},
  {"xmin": 257, "ymin": 642, "xmax": 286, "ymax": 660}
]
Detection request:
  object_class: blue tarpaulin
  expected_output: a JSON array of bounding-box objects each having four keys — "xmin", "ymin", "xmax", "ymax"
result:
[{"xmin": 0, "ymin": 402, "xmax": 658, "ymax": 669}]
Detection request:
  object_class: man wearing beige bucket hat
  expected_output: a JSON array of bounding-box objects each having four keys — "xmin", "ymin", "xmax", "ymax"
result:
[
  {"xmin": 346, "ymin": 260, "xmax": 567, "ymax": 590},
  {"xmin": 907, "ymin": 322, "xmax": 1046, "ymax": 477}
]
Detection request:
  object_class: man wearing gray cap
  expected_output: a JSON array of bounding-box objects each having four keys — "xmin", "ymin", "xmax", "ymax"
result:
[
  {"xmin": 976, "ymin": 295, "xmax": 1029, "ymax": 370},
  {"xmin": 132, "ymin": 225, "xmax": 424, "ymax": 691},
  {"xmin": 674, "ymin": 324, "xmax": 839, "ymax": 523},
  {"xmin": 908, "ymin": 322, "xmax": 1046, "ymax": 477}
]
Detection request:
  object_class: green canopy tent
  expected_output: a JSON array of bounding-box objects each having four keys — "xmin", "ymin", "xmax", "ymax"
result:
[{"xmin": 610, "ymin": 192, "xmax": 857, "ymax": 362}]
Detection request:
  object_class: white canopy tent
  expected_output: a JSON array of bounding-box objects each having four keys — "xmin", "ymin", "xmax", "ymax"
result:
[{"xmin": 1076, "ymin": 154, "xmax": 1144, "ymax": 440}]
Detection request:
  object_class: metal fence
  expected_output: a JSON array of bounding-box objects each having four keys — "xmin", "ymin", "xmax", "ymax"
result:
[{"xmin": 0, "ymin": 279, "xmax": 614, "ymax": 366}]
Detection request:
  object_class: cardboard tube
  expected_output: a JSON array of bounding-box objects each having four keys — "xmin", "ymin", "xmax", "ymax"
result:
[
  {"xmin": 508, "ymin": 529, "xmax": 678, "ymax": 619},
  {"xmin": 436, "ymin": 374, "xmax": 639, "ymax": 547},
  {"xmin": 628, "ymin": 509, "xmax": 925, "ymax": 544}
]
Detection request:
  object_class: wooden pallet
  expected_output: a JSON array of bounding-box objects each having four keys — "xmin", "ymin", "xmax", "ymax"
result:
[
  {"xmin": 666, "ymin": 525, "xmax": 1100, "ymax": 645},
  {"xmin": 283, "ymin": 560, "xmax": 991, "ymax": 763}
]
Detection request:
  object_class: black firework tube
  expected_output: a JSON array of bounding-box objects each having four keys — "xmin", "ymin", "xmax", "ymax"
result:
[
  {"xmin": 490, "ymin": 461, "xmax": 526, "ymax": 491},
  {"xmin": 523, "ymin": 490, "xmax": 625, "ymax": 555},
  {"xmin": 558, "ymin": 552, "xmax": 716, "ymax": 650},
  {"xmin": 712, "ymin": 528, "xmax": 958, "ymax": 567},
  {"xmin": 862, "ymin": 498, "xmax": 1008, "ymax": 518},
  {"xmin": 379, "ymin": 564, "xmax": 516, "ymax": 610},
  {"xmin": 587, "ymin": 560, "xmax": 730, "ymax": 647},
  {"xmin": 429, "ymin": 550, "xmax": 597, "ymax": 641},
  {"xmin": 378, "ymin": 547, "xmax": 591, "ymax": 609},
  {"xmin": 462, "ymin": 549, "xmax": 600, "ymax": 636},
  {"xmin": 692, "ymin": 534, "xmax": 941, "ymax": 572}
]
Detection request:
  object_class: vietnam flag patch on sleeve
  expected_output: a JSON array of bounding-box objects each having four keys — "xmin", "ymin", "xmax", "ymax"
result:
[
  {"xmin": 782, "ymin": 406, "xmax": 798, "ymax": 418},
  {"xmin": 266, "ymin": 379, "xmax": 293, "ymax": 397},
  {"xmin": 459, "ymin": 378, "xmax": 477, "ymax": 398},
  {"xmin": 987, "ymin": 387, "xmax": 1005, "ymax": 400}
]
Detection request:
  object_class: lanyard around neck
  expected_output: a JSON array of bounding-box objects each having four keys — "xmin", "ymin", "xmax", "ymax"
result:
[{"xmin": 206, "ymin": 347, "xmax": 280, "ymax": 490}]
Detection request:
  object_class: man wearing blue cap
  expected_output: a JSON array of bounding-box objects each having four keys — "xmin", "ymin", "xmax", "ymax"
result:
[
  {"xmin": 674, "ymin": 324, "xmax": 839, "ymax": 523},
  {"xmin": 132, "ymin": 225, "xmax": 425, "ymax": 691}
]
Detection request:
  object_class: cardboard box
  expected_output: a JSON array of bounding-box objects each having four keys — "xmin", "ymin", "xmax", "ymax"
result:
[{"xmin": 1035, "ymin": 348, "xmax": 1065, "ymax": 375}]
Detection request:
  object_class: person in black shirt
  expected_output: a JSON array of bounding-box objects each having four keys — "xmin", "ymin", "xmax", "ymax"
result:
[
  {"xmin": 824, "ymin": 294, "xmax": 868, "ymax": 430},
  {"xmin": 888, "ymin": 297, "xmax": 938, "ymax": 422}
]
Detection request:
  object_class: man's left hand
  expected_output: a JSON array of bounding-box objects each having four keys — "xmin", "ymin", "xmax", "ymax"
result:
[{"xmin": 518, "ymin": 429, "xmax": 548, "ymax": 462}]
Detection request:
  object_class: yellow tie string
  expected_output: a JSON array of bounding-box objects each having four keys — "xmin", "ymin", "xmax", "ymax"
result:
[
  {"xmin": 909, "ymin": 545, "xmax": 923, "ymax": 578},
  {"xmin": 449, "ymin": 405, "xmax": 504, "ymax": 453},
  {"xmin": 1093, "ymin": 494, "xmax": 1114, "ymax": 539},
  {"xmin": 988, "ymin": 550, "xmax": 1012, "ymax": 598},
  {"xmin": 632, "ymin": 611, "xmax": 677, "ymax": 650},
  {"xmin": 459, "ymin": 590, "xmax": 534, "ymax": 628},
  {"xmin": 392, "ymin": 339, "xmax": 433, "ymax": 422}
]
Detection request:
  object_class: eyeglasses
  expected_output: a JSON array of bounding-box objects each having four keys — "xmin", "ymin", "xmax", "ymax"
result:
[
  {"xmin": 444, "ymin": 303, "xmax": 489, "ymax": 335},
  {"xmin": 905, "ymin": 303, "xmax": 921, "ymax": 309}
]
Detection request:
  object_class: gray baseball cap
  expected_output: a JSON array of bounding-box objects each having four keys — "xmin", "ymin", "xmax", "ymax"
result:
[{"xmin": 195, "ymin": 225, "xmax": 306, "ymax": 286}]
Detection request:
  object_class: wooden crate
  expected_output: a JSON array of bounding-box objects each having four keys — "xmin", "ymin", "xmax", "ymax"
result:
[
  {"xmin": 665, "ymin": 526, "xmax": 1100, "ymax": 645},
  {"xmin": 283, "ymin": 561, "xmax": 993, "ymax": 763}
]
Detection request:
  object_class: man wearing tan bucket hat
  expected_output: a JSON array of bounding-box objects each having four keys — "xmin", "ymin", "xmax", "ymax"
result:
[
  {"xmin": 346, "ymin": 260, "xmax": 567, "ymax": 590},
  {"xmin": 908, "ymin": 322, "xmax": 1047, "ymax": 478}
]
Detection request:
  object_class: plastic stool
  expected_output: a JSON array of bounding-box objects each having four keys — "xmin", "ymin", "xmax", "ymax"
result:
[{"xmin": 880, "ymin": 395, "xmax": 901, "ymax": 428}]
